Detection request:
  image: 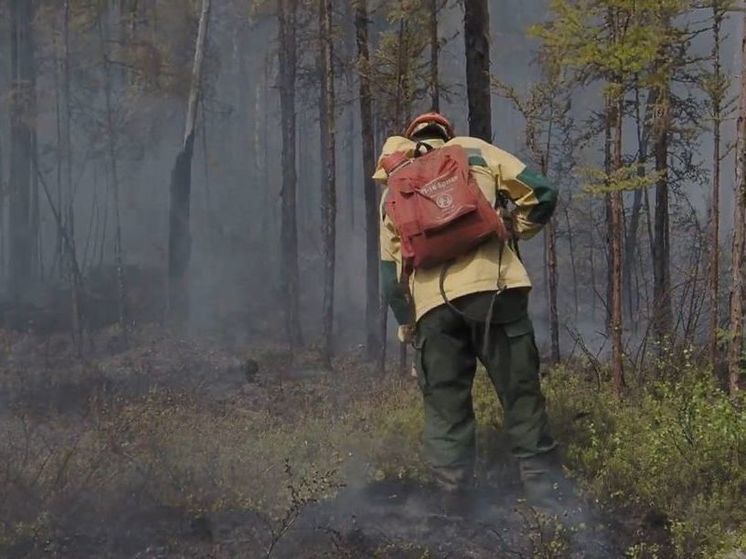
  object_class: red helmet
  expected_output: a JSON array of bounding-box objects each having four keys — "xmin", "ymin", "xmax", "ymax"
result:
[{"xmin": 404, "ymin": 112, "xmax": 455, "ymax": 140}]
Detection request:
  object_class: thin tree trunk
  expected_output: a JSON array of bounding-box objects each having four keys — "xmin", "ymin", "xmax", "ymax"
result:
[
  {"xmin": 625, "ymin": 86, "xmax": 650, "ymax": 323},
  {"xmin": 391, "ymin": 3, "xmax": 410, "ymax": 365},
  {"xmin": 33, "ymin": 158, "xmax": 84, "ymax": 355},
  {"xmin": 8, "ymin": 0, "xmax": 36, "ymax": 301},
  {"xmin": 610, "ymin": 94, "xmax": 625, "ymax": 396},
  {"xmin": 99, "ymin": 14, "xmax": 128, "ymax": 344},
  {"xmin": 727, "ymin": 11, "xmax": 746, "ymax": 395},
  {"xmin": 394, "ymin": 12, "xmax": 407, "ymax": 131},
  {"xmin": 375, "ymin": 117, "xmax": 389, "ymax": 372},
  {"xmin": 429, "ymin": 0, "xmax": 440, "ymax": 111},
  {"xmin": 355, "ymin": 0, "xmax": 382, "ymax": 363},
  {"xmin": 708, "ymin": 5, "xmax": 724, "ymax": 367},
  {"xmin": 538, "ymin": 148, "xmax": 560, "ymax": 363},
  {"xmin": 604, "ymin": 101, "xmax": 613, "ymax": 333},
  {"xmin": 168, "ymin": 0, "xmax": 211, "ymax": 325},
  {"xmin": 31, "ymin": 128, "xmax": 40, "ymax": 277},
  {"xmin": 343, "ymin": 0, "xmax": 357, "ymax": 227},
  {"xmin": 58, "ymin": 0, "xmax": 81, "ymax": 350},
  {"xmin": 564, "ymin": 202, "xmax": 579, "ymax": 322},
  {"xmin": 546, "ymin": 219, "xmax": 560, "ymax": 363},
  {"xmin": 464, "ymin": 0, "xmax": 492, "ymax": 141},
  {"xmin": 319, "ymin": 0, "xmax": 337, "ymax": 367},
  {"xmin": 278, "ymin": 0, "xmax": 303, "ymax": 350},
  {"xmin": 589, "ymin": 198, "xmax": 597, "ymax": 320},
  {"xmin": 0, "ymin": 128, "xmax": 4, "ymax": 283},
  {"xmin": 652, "ymin": 80, "xmax": 672, "ymax": 350}
]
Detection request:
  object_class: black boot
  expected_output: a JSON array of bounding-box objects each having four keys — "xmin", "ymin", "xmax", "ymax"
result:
[
  {"xmin": 518, "ymin": 450, "xmax": 572, "ymax": 513},
  {"xmin": 428, "ymin": 465, "xmax": 476, "ymax": 520}
]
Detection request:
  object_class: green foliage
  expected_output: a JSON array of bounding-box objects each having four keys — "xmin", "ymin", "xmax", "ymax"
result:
[
  {"xmin": 545, "ymin": 364, "xmax": 746, "ymax": 558},
  {"xmin": 370, "ymin": 0, "xmax": 432, "ymax": 129},
  {"xmin": 363, "ymin": 378, "xmax": 429, "ymax": 482},
  {"xmin": 529, "ymin": 0, "xmax": 677, "ymax": 84},
  {"xmin": 582, "ymin": 164, "xmax": 663, "ymax": 194}
]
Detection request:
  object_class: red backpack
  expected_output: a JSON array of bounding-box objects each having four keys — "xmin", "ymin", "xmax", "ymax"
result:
[{"xmin": 382, "ymin": 143, "xmax": 508, "ymax": 272}]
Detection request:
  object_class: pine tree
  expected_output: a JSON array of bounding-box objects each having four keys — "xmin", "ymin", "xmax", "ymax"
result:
[
  {"xmin": 464, "ymin": 0, "xmax": 492, "ymax": 141},
  {"xmin": 705, "ymin": 0, "xmax": 733, "ymax": 367},
  {"xmin": 494, "ymin": 62, "xmax": 573, "ymax": 365},
  {"xmin": 728, "ymin": 8, "xmax": 746, "ymax": 394},
  {"xmin": 319, "ymin": 0, "xmax": 337, "ymax": 367},
  {"xmin": 354, "ymin": 0, "xmax": 382, "ymax": 362},
  {"xmin": 8, "ymin": 0, "xmax": 37, "ymax": 300},
  {"xmin": 532, "ymin": 0, "xmax": 674, "ymax": 393},
  {"xmin": 278, "ymin": 0, "xmax": 304, "ymax": 352}
]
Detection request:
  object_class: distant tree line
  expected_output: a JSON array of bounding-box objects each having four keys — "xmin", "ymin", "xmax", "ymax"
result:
[{"xmin": 0, "ymin": 0, "xmax": 743, "ymax": 393}]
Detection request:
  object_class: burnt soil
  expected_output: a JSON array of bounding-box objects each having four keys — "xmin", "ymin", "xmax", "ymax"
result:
[{"xmin": 0, "ymin": 326, "xmax": 624, "ymax": 558}]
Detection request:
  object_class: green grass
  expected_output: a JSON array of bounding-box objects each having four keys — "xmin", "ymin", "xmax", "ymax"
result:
[{"xmin": 1, "ymin": 348, "xmax": 743, "ymax": 558}]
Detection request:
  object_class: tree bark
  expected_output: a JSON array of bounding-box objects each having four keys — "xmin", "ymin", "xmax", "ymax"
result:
[
  {"xmin": 537, "ymin": 152, "xmax": 560, "ymax": 364},
  {"xmin": 278, "ymin": 0, "xmax": 304, "ymax": 350},
  {"xmin": 464, "ymin": 0, "xmax": 492, "ymax": 141},
  {"xmin": 0, "ymin": 124, "xmax": 4, "ymax": 282},
  {"xmin": 430, "ymin": 0, "xmax": 440, "ymax": 111},
  {"xmin": 609, "ymin": 95, "xmax": 625, "ymax": 396},
  {"xmin": 708, "ymin": 5, "xmax": 724, "ymax": 367},
  {"xmin": 624, "ymin": 86, "xmax": 652, "ymax": 324},
  {"xmin": 343, "ymin": 0, "xmax": 357, "ymax": 228},
  {"xmin": 652, "ymin": 81, "xmax": 672, "ymax": 351},
  {"xmin": 319, "ymin": 0, "xmax": 337, "ymax": 367},
  {"xmin": 168, "ymin": 0, "xmax": 211, "ymax": 325},
  {"xmin": 355, "ymin": 0, "xmax": 382, "ymax": 362},
  {"xmin": 8, "ymin": 0, "xmax": 36, "ymax": 300},
  {"xmin": 99, "ymin": 13, "xmax": 129, "ymax": 344},
  {"xmin": 546, "ymin": 219, "xmax": 560, "ymax": 363},
  {"xmin": 604, "ymin": 102, "xmax": 613, "ymax": 333},
  {"xmin": 727, "ymin": 11, "xmax": 746, "ymax": 395}
]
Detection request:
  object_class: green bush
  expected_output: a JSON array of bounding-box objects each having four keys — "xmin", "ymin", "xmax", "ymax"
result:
[{"xmin": 544, "ymin": 364, "xmax": 746, "ymax": 558}]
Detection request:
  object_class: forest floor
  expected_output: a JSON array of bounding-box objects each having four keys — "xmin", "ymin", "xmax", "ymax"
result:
[{"xmin": 0, "ymin": 325, "xmax": 740, "ymax": 558}]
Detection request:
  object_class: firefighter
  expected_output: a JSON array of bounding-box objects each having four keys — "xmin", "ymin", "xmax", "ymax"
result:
[{"xmin": 376, "ymin": 112, "xmax": 562, "ymax": 510}]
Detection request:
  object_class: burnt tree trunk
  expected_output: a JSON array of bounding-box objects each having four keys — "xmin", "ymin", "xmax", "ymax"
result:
[
  {"xmin": 652, "ymin": 82, "xmax": 672, "ymax": 351},
  {"xmin": 0, "ymin": 124, "xmax": 4, "ymax": 281},
  {"xmin": 728, "ymin": 13, "xmax": 746, "ymax": 395},
  {"xmin": 278, "ymin": 0, "xmax": 304, "ymax": 351},
  {"xmin": 708, "ymin": 5, "xmax": 724, "ymax": 367},
  {"xmin": 168, "ymin": 0, "xmax": 211, "ymax": 325},
  {"xmin": 546, "ymin": 220, "xmax": 560, "ymax": 363},
  {"xmin": 538, "ymin": 152, "xmax": 560, "ymax": 364},
  {"xmin": 624, "ymin": 86, "xmax": 651, "ymax": 324},
  {"xmin": 319, "ymin": 0, "xmax": 337, "ymax": 367},
  {"xmin": 464, "ymin": 0, "xmax": 492, "ymax": 141},
  {"xmin": 99, "ymin": 13, "xmax": 129, "ymax": 344},
  {"xmin": 355, "ymin": 0, "xmax": 382, "ymax": 363},
  {"xmin": 343, "ymin": 0, "xmax": 357, "ymax": 227},
  {"xmin": 604, "ymin": 101, "xmax": 613, "ymax": 333},
  {"xmin": 430, "ymin": 0, "xmax": 440, "ymax": 111},
  {"xmin": 8, "ymin": 0, "xmax": 36, "ymax": 300},
  {"xmin": 609, "ymin": 94, "xmax": 625, "ymax": 396}
]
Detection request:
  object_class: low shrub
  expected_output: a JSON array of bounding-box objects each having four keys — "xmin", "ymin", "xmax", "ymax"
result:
[{"xmin": 545, "ymin": 363, "xmax": 746, "ymax": 558}]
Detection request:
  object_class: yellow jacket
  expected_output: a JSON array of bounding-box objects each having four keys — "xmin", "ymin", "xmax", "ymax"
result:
[{"xmin": 376, "ymin": 135, "xmax": 557, "ymax": 323}]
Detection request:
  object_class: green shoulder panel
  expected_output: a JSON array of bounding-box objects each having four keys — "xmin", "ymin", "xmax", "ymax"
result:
[
  {"xmin": 462, "ymin": 146, "xmax": 488, "ymax": 168},
  {"xmin": 517, "ymin": 168, "xmax": 558, "ymax": 225}
]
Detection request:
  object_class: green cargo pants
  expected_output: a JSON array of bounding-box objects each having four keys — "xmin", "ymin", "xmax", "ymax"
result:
[{"xmin": 413, "ymin": 289, "xmax": 556, "ymax": 489}]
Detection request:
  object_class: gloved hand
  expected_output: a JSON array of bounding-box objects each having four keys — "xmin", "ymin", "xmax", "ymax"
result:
[
  {"xmin": 397, "ymin": 324, "xmax": 415, "ymax": 344},
  {"xmin": 496, "ymin": 208, "xmax": 515, "ymax": 242}
]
